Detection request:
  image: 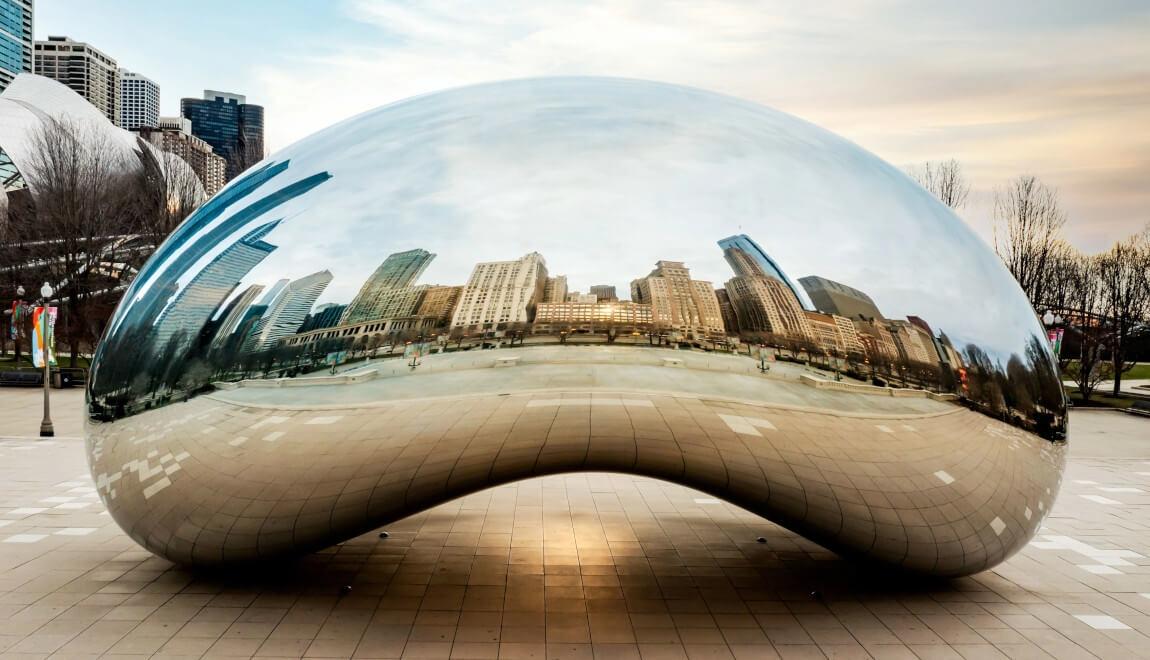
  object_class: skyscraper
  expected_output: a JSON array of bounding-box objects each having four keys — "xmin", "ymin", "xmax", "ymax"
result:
[
  {"xmin": 718, "ymin": 234, "xmax": 812, "ymax": 310},
  {"xmin": 210, "ymin": 283, "xmax": 265, "ymax": 349},
  {"xmin": 725, "ymin": 274, "xmax": 812, "ymax": 339},
  {"xmin": 631, "ymin": 261, "xmax": 725, "ymax": 337},
  {"xmin": 181, "ymin": 90, "xmax": 265, "ymax": 182},
  {"xmin": 0, "ymin": 0, "xmax": 32, "ymax": 93},
  {"xmin": 589, "ymin": 285, "xmax": 617, "ymax": 302},
  {"xmin": 799, "ymin": 275, "xmax": 885, "ymax": 321},
  {"xmin": 118, "ymin": 69, "xmax": 159, "ymax": 129},
  {"xmin": 451, "ymin": 252, "xmax": 548, "ymax": 329},
  {"xmin": 34, "ymin": 36, "xmax": 119, "ymax": 122},
  {"xmin": 151, "ymin": 221, "xmax": 280, "ymax": 354},
  {"xmin": 342, "ymin": 249, "xmax": 435, "ymax": 324},
  {"xmin": 543, "ymin": 275, "xmax": 568, "ymax": 303},
  {"xmin": 134, "ymin": 117, "xmax": 227, "ymax": 195},
  {"xmin": 248, "ymin": 270, "xmax": 333, "ymax": 350}
]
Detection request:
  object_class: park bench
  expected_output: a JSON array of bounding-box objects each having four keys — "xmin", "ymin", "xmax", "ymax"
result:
[
  {"xmin": 0, "ymin": 370, "xmax": 43, "ymax": 386},
  {"xmin": 1125, "ymin": 399, "xmax": 1150, "ymax": 418}
]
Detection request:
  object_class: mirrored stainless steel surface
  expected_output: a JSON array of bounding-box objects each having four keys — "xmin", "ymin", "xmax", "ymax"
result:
[{"xmin": 86, "ymin": 77, "xmax": 1067, "ymax": 576}]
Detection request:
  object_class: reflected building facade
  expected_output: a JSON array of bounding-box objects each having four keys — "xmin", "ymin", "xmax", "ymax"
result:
[
  {"xmin": 451, "ymin": 252, "xmax": 547, "ymax": 330},
  {"xmin": 799, "ymin": 275, "xmax": 885, "ymax": 320},
  {"xmin": 631, "ymin": 260, "xmax": 724, "ymax": 338}
]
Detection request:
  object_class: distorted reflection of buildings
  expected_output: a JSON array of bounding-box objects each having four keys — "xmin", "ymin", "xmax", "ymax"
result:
[
  {"xmin": 799, "ymin": 275, "xmax": 885, "ymax": 321},
  {"xmin": 150, "ymin": 220, "xmax": 280, "ymax": 356},
  {"xmin": 342, "ymin": 249, "xmax": 435, "ymax": 325},
  {"xmin": 244, "ymin": 270, "xmax": 332, "ymax": 351},
  {"xmin": 589, "ymin": 285, "xmax": 618, "ymax": 302},
  {"xmin": 451, "ymin": 252, "xmax": 548, "ymax": 329},
  {"xmin": 631, "ymin": 261, "xmax": 725, "ymax": 338},
  {"xmin": 542, "ymin": 275, "xmax": 568, "ymax": 303},
  {"xmin": 533, "ymin": 300, "xmax": 653, "ymax": 334}
]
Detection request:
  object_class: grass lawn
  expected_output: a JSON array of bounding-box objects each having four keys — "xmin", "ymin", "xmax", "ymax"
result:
[
  {"xmin": 1067, "ymin": 389, "xmax": 1138, "ymax": 409},
  {"xmin": 1124, "ymin": 363, "xmax": 1150, "ymax": 379},
  {"xmin": 0, "ymin": 355, "xmax": 92, "ymax": 369}
]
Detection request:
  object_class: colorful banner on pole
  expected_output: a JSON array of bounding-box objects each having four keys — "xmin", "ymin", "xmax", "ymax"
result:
[
  {"xmin": 1046, "ymin": 327, "xmax": 1064, "ymax": 358},
  {"xmin": 32, "ymin": 306, "xmax": 57, "ymax": 368}
]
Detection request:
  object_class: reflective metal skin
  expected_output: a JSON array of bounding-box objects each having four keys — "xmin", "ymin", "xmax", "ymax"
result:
[{"xmin": 87, "ymin": 78, "xmax": 1067, "ymax": 576}]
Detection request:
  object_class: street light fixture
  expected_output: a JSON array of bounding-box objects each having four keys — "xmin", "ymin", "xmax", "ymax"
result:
[{"xmin": 38, "ymin": 282, "xmax": 54, "ymax": 438}]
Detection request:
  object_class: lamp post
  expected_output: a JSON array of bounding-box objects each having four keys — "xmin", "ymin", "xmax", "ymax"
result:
[
  {"xmin": 38, "ymin": 282, "xmax": 54, "ymax": 438},
  {"xmin": 1042, "ymin": 310, "xmax": 1064, "ymax": 359}
]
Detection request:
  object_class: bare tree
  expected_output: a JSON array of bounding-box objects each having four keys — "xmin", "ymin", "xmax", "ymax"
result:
[
  {"xmin": 993, "ymin": 175, "xmax": 1067, "ymax": 309},
  {"xmin": 7, "ymin": 117, "xmax": 139, "ymax": 366},
  {"xmin": 1097, "ymin": 230, "xmax": 1150, "ymax": 397},
  {"xmin": 908, "ymin": 159, "xmax": 971, "ymax": 209},
  {"xmin": 1060, "ymin": 254, "xmax": 1110, "ymax": 402},
  {"xmin": 132, "ymin": 146, "xmax": 205, "ymax": 250}
]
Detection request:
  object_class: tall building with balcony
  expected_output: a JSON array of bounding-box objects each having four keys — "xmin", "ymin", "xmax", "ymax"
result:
[
  {"xmin": 34, "ymin": 36, "xmax": 119, "ymax": 122},
  {"xmin": 451, "ymin": 252, "xmax": 548, "ymax": 329},
  {"xmin": 342, "ymin": 249, "xmax": 435, "ymax": 324},
  {"xmin": 181, "ymin": 89, "xmax": 264, "ymax": 182},
  {"xmin": 134, "ymin": 117, "xmax": 227, "ymax": 195},
  {"xmin": 0, "ymin": 0, "xmax": 32, "ymax": 93},
  {"xmin": 631, "ymin": 261, "xmax": 725, "ymax": 338},
  {"xmin": 118, "ymin": 69, "xmax": 158, "ymax": 129}
]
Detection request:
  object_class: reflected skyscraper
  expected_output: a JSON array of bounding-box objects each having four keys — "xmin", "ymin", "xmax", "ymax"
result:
[
  {"xmin": 343, "ymin": 249, "xmax": 435, "ymax": 324},
  {"xmin": 632, "ymin": 261, "xmax": 725, "ymax": 337},
  {"xmin": 452, "ymin": 252, "xmax": 547, "ymax": 329},
  {"xmin": 248, "ymin": 270, "xmax": 332, "ymax": 350},
  {"xmin": 719, "ymin": 234, "xmax": 812, "ymax": 310},
  {"xmin": 151, "ymin": 221, "xmax": 280, "ymax": 354},
  {"xmin": 210, "ymin": 283, "xmax": 265, "ymax": 349}
]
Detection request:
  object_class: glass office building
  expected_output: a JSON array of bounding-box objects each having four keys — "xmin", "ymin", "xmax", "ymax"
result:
[
  {"xmin": 181, "ymin": 89, "xmax": 265, "ymax": 182},
  {"xmin": 0, "ymin": 0, "xmax": 33, "ymax": 93}
]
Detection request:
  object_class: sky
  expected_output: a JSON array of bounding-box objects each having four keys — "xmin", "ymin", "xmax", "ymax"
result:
[{"xmin": 34, "ymin": 0, "xmax": 1150, "ymax": 253}]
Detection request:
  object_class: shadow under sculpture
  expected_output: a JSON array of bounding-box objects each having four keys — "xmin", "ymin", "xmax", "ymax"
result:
[{"xmin": 86, "ymin": 77, "xmax": 1067, "ymax": 577}]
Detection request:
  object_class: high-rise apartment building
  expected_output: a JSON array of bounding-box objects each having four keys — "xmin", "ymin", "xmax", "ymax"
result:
[
  {"xmin": 566, "ymin": 292, "xmax": 597, "ymax": 304},
  {"xmin": 631, "ymin": 261, "xmax": 725, "ymax": 337},
  {"xmin": 343, "ymin": 249, "xmax": 435, "ymax": 324},
  {"xmin": 117, "ymin": 69, "xmax": 159, "ymax": 129},
  {"xmin": 210, "ymin": 283, "xmax": 265, "ymax": 349},
  {"xmin": 718, "ymin": 234, "xmax": 812, "ymax": 310},
  {"xmin": 415, "ymin": 285, "xmax": 462, "ymax": 324},
  {"xmin": 298, "ymin": 303, "xmax": 348, "ymax": 334},
  {"xmin": 803, "ymin": 311, "xmax": 864, "ymax": 356},
  {"xmin": 451, "ymin": 252, "xmax": 548, "ymax": 329},
  {"xmin": 543, "ymin": 276, "xmax": 568, "ymax": 303},
  {"xmin": 725, "ymin": 274, "xmax": 812, "ymax": 339},
  {"xmin": 799, "ymin": 275, "xmax": 885, "ymax": 321},
  {"xmin": 0, "ymin": 0, "xmax": 33, "ymax": 93},
  {"xmin": 134, "ymin": 117, "xmax": 227, "ymax": 195},
  {"xmin": 34, "ymin": 35, "xmax": 119, "ymax": 122},
  {"xmin": 181, "ymin": 90, "xmax": 264, "ymax": 182},
  {"xmin": 247, "ymin": 270, "xmax": 332, "ymax": 350}
]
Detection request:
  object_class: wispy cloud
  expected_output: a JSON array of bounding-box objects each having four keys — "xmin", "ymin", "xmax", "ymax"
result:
[{"xmin": 252, "ymin": 0, "xmax": 1150, "ymax": 251}]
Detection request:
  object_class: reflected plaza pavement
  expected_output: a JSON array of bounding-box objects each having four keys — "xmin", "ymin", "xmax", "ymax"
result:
[{"xmin": 2, "ymin": 390, "xmax": 1149, "ymax": 659}]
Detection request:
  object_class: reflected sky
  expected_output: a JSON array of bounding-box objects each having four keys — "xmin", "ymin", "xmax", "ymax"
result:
[{"xmin": 120, "ymin": 76, "xmax": 1045, "ymax": 364}]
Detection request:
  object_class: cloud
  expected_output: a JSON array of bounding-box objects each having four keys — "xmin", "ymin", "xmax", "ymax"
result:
[{"xmin": 250, "ymin": 0, "xmax": 1150, "ymax": 249}]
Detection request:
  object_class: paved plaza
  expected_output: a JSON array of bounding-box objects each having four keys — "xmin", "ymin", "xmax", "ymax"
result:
[{"xmin": 1, "ymin": 390, "xmax": 1150, "ymax": 659}]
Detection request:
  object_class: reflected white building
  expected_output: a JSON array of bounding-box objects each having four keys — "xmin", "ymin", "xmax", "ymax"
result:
[{"xmin": 451, "ymin": 252, "xmax": 548, "ymax": 329}]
